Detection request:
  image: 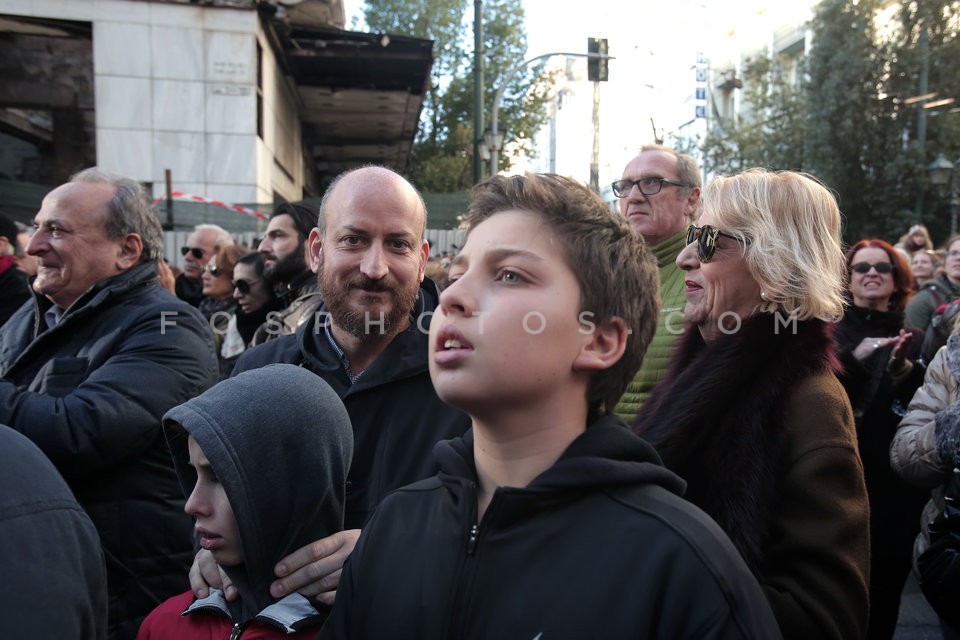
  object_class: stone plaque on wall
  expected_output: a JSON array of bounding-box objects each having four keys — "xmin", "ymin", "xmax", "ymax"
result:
[{"xmin": 206, "ymin": 31, "xmax": 255, "ymax": 84}]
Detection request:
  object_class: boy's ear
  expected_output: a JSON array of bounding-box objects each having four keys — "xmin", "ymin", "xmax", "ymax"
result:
[{"xmin": 573, "ymin": 316, "xmax": 628, "ymax": 372}]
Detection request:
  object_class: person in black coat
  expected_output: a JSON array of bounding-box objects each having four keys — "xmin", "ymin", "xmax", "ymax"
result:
[
  {"xmin": 230, "ymin": 251, "xmax": 283, "ymax": 346},
  {"xmin": 0, "ymin": 424, "xmax": 107, "ymax": 639},
  {"xmin": 189, "ymin": 165, "xmax": 471, "ymax": 608},
  {"xmin": 321, "ymin": 172, "xmax": 780, "ymax": 639},
  {"xmin": 835, "ymin": 238, "xmax": 929, "ymax": 640},
  {"xmin": 0, "ymin": 169, "xmax": 218, "ymax": 639}
]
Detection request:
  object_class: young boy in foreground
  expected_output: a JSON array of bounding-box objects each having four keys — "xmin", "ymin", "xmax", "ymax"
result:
[
  {"xmin": 137, "ymin": 364, "xmax": 353, "ymax": 639},
  {"xmin": 320, "ymin": 173, "xmax": 781, "ymax": 639}
]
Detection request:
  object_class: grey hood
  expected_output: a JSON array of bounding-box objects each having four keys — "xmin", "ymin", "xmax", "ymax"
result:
[{"xmin": 163, "ymin": 364, "xmax": 353, "ymax": 618}]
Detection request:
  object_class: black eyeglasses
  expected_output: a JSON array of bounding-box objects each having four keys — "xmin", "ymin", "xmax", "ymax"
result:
[
  {"xmin": 686, "ymin": 224, "xmax": 745, "ymax": 263},
  {"xmin": 612, "ymin": 176, "xmax": 690, "ymax": 198},
  {"xmin": 180, "ymin": 246, "xmax": 205, "ymax": 260},
  {"xmin": 851, "ymin": 261, "xmax": 894, "ymax": 274},
  {"xmin": 203, "ymin": 264, "xmax": 225, "ymax": 277},
  {"xmin": 232, "ymin": 278, "xmax": 256, "ymax": 295}
]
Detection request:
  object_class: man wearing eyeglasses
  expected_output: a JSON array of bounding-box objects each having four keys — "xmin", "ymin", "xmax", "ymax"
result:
[
  {"xmin": 611, "ymin": 145, "xmax": 702, "ymax": 423},
  {"xmin": 175, "ymin": 223, "xmax": 233, "ymax": 307},
  {"xmin": 906, "ymin": 235, "xmax": 960, "ymax": 333}
]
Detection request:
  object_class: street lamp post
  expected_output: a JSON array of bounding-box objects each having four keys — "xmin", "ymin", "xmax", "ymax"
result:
[
  {"xmin": 481, "ymin": 122, "xmax": 504, "ymax": 168},
  {"xmin": 487, "ymin": 50, "xmax": 614, "ymax": 178},
  {"xmin": 472, "ymin": 0, "xmax": 484, "ymax": 185},
  {"xmin": 929, "ymin": 153, "xmax": 958, "ymax": 237}
]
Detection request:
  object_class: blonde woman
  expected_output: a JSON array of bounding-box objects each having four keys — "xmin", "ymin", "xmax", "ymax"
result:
[
  {"xmin": 911, "ymin": 249, "xmax": 941, "ymax": 290},
  {"xmin": 199, "ymin": 244, "xmax": 248, "ymax": 379},
  {"xmin": 635, "ymin": 168, "xmax": 869, "ymax": 640},
  {"xmin": 896, "ymin": 224, "xmax": 935, "ymax": 258}
]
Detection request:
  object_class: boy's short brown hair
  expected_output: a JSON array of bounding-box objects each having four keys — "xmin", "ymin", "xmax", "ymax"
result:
[{"xmin": 464, "ymin": 173, "xmax": 659, "ymax": 418}]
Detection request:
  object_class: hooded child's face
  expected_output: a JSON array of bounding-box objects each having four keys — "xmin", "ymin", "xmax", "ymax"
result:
[{"xmin": 185, "ymin": 436, "xmax": 243, "ymax": 567}]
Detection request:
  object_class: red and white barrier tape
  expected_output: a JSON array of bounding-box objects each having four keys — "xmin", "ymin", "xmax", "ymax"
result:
[{"xmin": 152, "ymin": 192, "xmax": 268, "ymax": 220}]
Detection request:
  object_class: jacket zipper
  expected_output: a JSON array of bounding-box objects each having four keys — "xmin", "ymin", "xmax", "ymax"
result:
[
  {"xmin": 449, "ymin": 484, "xmax": 502, "ymax": 638},
  {"xmin": 441, "ymin": 480, "xmax": 480, "ymax": 637},
  {"xmin": 466, "ymin": 523, "xmax": 479, "ymax": 555},
  {"xmin": 191, "ymin": 611, "xmax": 287, "ymax": 639}
]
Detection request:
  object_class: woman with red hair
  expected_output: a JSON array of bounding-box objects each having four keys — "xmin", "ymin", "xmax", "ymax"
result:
[{"xmin": 835, "ymin": 238, "xmax": 928, "ymax": 640}]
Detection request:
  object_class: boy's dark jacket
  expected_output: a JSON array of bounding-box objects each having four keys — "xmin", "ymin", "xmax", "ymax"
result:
[
  {"xmin": 233, "ymin": 278, "xmax": 471, "ymax": 529},
  {"xmin": 137, "ymin": 364, "xmax": 353, "ymax": 638},
  {"xmin": 321, "ymin": 417, "xmax": 782, "ymax": 640}
]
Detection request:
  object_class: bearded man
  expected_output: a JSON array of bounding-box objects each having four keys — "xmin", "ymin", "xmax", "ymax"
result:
[
  {"xmin": 253, "ymin": 203, "xmax": 322, "ymax": 342},
  {"xmin": 188, "ymin": 166, "xmax": 470, "ymax": 607}
]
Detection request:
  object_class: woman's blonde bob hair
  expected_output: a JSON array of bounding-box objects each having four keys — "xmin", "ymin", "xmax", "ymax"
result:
[{"xmin": 705, "ymin": 168, "xmax": 846, "ymax": 322}]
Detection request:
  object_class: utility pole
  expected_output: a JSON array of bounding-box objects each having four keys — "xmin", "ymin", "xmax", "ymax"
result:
[
  {"xmin": 164, "ymin": 168, "xmax": 174, "ymax": 230},
  {"xmin": 488, "ymin": 47, "xmax": 613, "ymax": 178},
  {"xmin": 587, "ymin": 38, "xmax": 608, "ymax": 192},
  {"xmin": 472, "ymin": 0, "xmax": 484, "ymax": 185},
  {"xmin": 916, "ymin": 26, "xmax": 929, "ymax": 222},
  {"xmin": 590, "ymin": 81, "xmax": 600, "ymax": 192}
]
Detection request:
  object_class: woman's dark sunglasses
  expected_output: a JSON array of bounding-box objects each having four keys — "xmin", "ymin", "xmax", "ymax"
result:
[
  {"xmin": 851, "ymin": 261, "xmax": 894, "ymax": 274},
  {"xmin": 180, "ymin": 246, "xmax": 205, "ymax": 260},
  {"xmin": 232, "ymin": 278, "xmax": 255, "ymax": 295},
  {"xmin": 203, "ymin": 264, "xmax": 225, "ymax": 277},
  {"xmin": 685, "ymin": 224, "xmax": 745, "ymax": 262}
]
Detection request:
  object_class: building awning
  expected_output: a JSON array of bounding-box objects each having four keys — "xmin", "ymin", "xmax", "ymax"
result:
[{"xmin": 267, "ymin": 22, "xmax": 433, "ymax": 192}]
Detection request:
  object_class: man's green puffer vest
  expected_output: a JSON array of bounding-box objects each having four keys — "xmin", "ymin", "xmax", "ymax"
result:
[{"xmin": 614, "ymin": 228, "xmax": 687, "ymax": 424}]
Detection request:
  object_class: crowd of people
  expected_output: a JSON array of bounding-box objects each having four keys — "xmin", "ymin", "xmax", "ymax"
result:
[{"xmin": 5, "ymin": 153, "xmax": 960, "ymax": 639}]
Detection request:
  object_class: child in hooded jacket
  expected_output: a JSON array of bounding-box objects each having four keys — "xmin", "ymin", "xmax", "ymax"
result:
[{"xmin": 137, "ymin": 364, "xmax": 352, "ymax": 639}]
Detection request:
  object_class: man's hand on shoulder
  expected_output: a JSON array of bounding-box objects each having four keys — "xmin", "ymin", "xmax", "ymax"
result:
[{"xmin": 271, "ymin": 529, "xmax": 361, "ymax": 606}]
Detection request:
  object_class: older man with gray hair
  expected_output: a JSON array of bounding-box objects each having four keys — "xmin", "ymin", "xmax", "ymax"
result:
[
  {"xmin": 613, "ymin": 144, "xmax": 702, "ymax": 422},
  {"xmin": 0, "ymin": 168, "xmax": 218, "ymax": 639},
  {"xmin": 175, "ymin": 222, "xmax": 233, "ymax": 307}
]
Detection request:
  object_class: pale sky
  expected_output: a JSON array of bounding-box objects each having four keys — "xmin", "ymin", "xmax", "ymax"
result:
[{"xmin": 339, "ymin": 1, "xmax": 817, "ymax": 184}]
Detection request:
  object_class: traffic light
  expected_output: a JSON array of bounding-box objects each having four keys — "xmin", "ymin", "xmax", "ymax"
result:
[{"xmin": 588, "ymin": 37, "xmax": 608, "ymax": 82}]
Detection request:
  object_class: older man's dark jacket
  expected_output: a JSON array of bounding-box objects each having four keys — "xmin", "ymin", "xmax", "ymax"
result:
[
  {"xmin": 0, "ymin": 261, "xmax": 219, "ymax": 639},
  {"xmin": 233, "ymin": 277, "xmax": 471, "ymax": 529}
]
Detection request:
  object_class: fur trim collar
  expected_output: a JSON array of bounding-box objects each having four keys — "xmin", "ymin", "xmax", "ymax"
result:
[
  {"xmin": 634, "ymin": 314, "xmax": 836, "ymax": 571},
  {"xmin": 946, "ymin": 335, "xmax": 960, "ymax": 381}
]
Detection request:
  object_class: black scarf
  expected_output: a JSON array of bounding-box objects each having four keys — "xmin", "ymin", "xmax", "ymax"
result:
[
  {"xmin": 634, "ymin": 314, "xmax": 837, "ymax": 572},
  {"xmin": 198, "ymin": 296, "xmax": 237, "ymax": 323}
]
